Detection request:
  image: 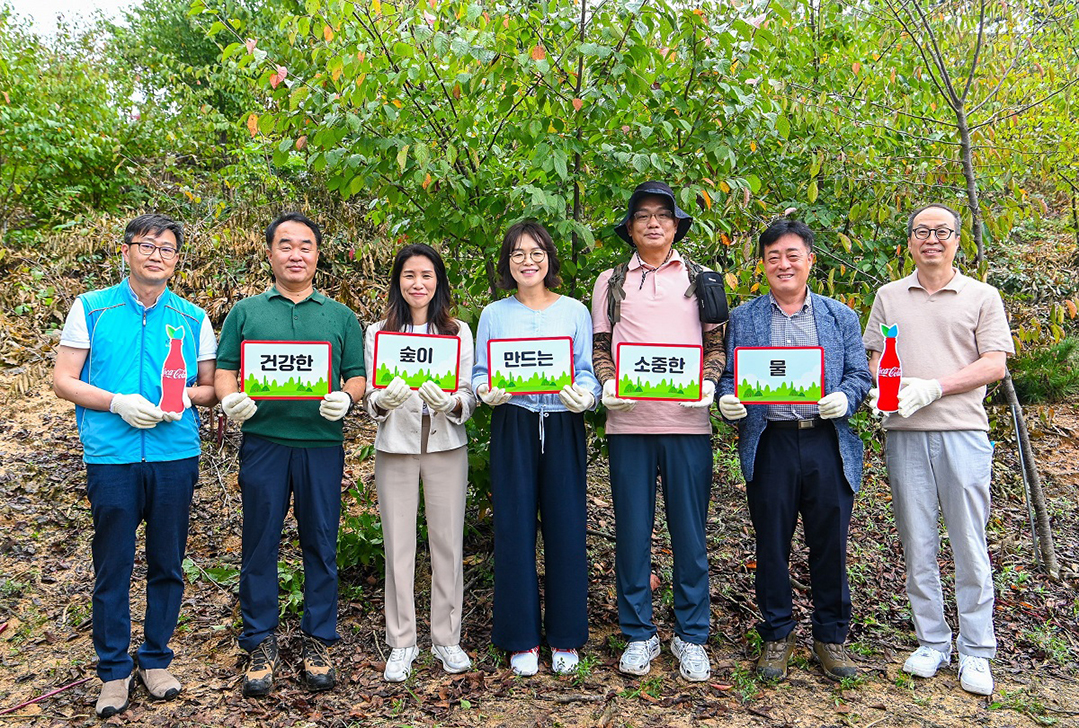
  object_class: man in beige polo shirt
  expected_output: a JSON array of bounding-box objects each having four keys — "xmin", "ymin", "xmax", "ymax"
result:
[{"xmin": 863, "ymin": 203, "xmax": 1012, "ymax": 696}]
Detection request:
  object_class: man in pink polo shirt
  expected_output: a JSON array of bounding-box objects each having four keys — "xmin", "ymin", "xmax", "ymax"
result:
[{"xmin": 591, "ymin": 181, "xmax": 725, "ymax": 682}]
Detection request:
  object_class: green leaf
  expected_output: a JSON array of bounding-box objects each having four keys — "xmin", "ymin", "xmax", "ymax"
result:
[
  {"xmin": 776, "ymin": 115, "xmax": 790, "ymax": 139},
  {"xmin": 553, "ymin": 151, "xmax": 568, "ymax": 180},
  {"xmin": 413, "ymin": 142, "xmax": 430, "ymax": 166},
  {"xmin": 397, "ymin": 144, "xmax": 410, "ymax": 171}
]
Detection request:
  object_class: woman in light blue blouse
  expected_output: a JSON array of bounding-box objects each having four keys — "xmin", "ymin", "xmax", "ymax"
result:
[{"xmin": 472, "ymin": 220, "xmax": 602, "ymax": 676}]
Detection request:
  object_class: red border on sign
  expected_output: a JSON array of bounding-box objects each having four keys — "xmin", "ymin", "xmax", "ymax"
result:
[
  {"xmin": 486, "ymin": 336, "xmax": 575, "ymax": 395},
  {"xmin": 615, "ymin": 342, "xmax": 704, "ymax": 401},
  {"xmin": 733, "ymin": 346, "xmax": 825, "ymax": 404},
  {"xmin": 372, "ymin": 330, "xmax": 462, "ymax": 391},
  {"xmin": 241, "ymin": 340, "xmax": 333, "ymax": 401}
]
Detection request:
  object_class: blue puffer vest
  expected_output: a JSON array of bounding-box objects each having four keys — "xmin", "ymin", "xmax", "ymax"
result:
[{"xmin": 76, "ymin": 279, "xmax": 208, "ymax": 464}]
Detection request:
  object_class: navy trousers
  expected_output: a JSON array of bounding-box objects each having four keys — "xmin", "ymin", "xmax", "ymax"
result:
[
  {"xmin": 86, "ymin": 457, "xmax": 198, "ymax": 681},
  {"xmin": 746, "ymin": 424, "xmax": 854, "ymax": 644},
  {"xmin": 238, "ymin": 435, "xmax": 344, "ymax": 652},
  {"xmin": 608, "ymin": 434, "xmax": 713, "ymax": 644},
  {"xmin": 490, "ymin": 406, "xmax": 588, "ymax": 651}
]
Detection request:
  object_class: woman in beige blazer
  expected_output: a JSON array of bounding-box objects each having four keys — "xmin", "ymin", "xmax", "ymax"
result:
[{"xmin": 362, "ymin": 244, "xmax": 476, "ymax": 683}]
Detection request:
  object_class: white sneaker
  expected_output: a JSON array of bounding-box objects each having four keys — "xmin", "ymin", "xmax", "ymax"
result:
[
  {"xmin": 551, "ymin": 648, "xmax": 579, "ymax": 675},
  {"xmin": 510, "ymin": 647, "xmax": 539, "ymax": 676},
  {"xmin": 619, "ymin": 635, "xmax": 661, "ymax": 676},
  {"xmin": 431, "ymin": 644, "xmax": 471, "ymax": 674},
  {"xmin": 383, "ymin": 645, "xmax": 420, "ymax": 682},
  {"xmin": 902, "ymin": 645, "xmax": 950, "ymax": 678},
  {"xmin": 671, "ymin": 635, "xmax": 711, "ymax": 682},
  {"xmin": 958, "ymin": 654, "xmax": 994, "ymax": 696}
]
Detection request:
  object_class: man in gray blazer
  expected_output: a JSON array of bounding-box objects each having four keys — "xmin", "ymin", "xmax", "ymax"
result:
[{"xmin": 718, "ymin": 219, "xmax": 871, "ymax": 682}]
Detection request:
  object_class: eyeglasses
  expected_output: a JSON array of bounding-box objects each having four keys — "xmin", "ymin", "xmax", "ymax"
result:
[
  {"xmin": 509, "ymin": 249, "xmax": 547, "ymax": 264},
  {"xmin": 131, "ymin": 240, "xmax": 178, "ymax": 260},
  {"xmin": 632, "ymin": 210, "xmax": 676, "ymax": 224},
  {"xmin": 912, "ymin": 226, "xmax": 956, "ymax": 241}
]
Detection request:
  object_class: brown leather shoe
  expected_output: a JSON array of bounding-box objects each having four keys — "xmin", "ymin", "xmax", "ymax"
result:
[
  {"xmin": 243, "ymin": 634, "xmax": 280, "ymax": 697},
  {"xmin": 302, "ymin": 635, "xmax": 336, "ymax": 692},
  {"xmin": 756, "ymin": 632, "xmax": 796, "ymax": 680},
  {"xmin": 814, "ymin": 640, "xmax": 857, "ymax": 680}
]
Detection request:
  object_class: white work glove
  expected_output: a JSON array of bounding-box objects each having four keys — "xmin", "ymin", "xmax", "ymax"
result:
[
  {"xmin": 476, "ymin": 382, "xmax": 512, "ymax": 407},
  {"xmin": 110, "ymin": 393, "xmax": 165, "ymax": 429},
  {"xmin": 897, "ymin": 377, "xmax": 942, "ymax": 418},
  {"xmin": 371, "ymin": 376, "xmax": 412, "ymax": 411},
  {"xmin": 601, "ymin": 379, "xmax": 636, "ymax": 412},
  {"xmin": 160, "ymin": 387, "xmax": 192, "ymax": 423},
  {"xmin": 558, "ymin": 383, "xmax": 595, "ymax": 413},
  {"xmin": 319, "ymin": 390, "xmax": 352, "ymax": 421},
  {"xmin": 718, "ymin": 394, "xmax": 747, "ymax": 421},
  {"xmin": 680, "ymin": 379, "xmax": 715, "ymax": 409},
  {"xmin": 221, "ymin": 391, "xmax": 258, "ymax": 423},
  {"xmin": 418, "ymin": 380, "xmax": 456, "ymax": 413},
  {"xmin": 865, "ymin": 387, "xmax": 884, "ymax": 416},
  {"xmin": 817, "ymin": 391, "xmax": 849, "ymax": 420}
]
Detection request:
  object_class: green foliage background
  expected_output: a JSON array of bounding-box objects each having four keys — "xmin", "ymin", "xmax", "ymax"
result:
[{"xmin": 3, "ymin": 0, "xmax": 1078, "ymax": 570}]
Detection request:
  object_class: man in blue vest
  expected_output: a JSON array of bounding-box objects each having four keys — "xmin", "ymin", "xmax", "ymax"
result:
[{"xmin": 53, "ymin": 213, "xmax": 218, "ymax": 718}]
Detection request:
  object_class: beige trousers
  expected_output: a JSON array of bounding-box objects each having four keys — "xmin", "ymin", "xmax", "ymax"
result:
[{"xmin": 375, "ymin": 417, "xmax": 468, "ymax": 648}]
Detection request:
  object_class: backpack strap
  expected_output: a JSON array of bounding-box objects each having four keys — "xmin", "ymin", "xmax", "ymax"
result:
[
  {"xmin": 682, "ymin": 255, "xmax": 702, "ymax": 298},
  {"xmin": 606, "ymin": 261, "xmax": 630, "ymax": 326},
  {"xmin": 609, "ymin": 254, "xmax": 703, "ymax": 325}
]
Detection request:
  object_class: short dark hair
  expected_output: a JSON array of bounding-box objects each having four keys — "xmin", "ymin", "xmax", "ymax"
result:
[
  {"xmin": 266, "ymin": 212, "xmax": 322, "ymax": 247},
  {"xmin": 907, "ymin": 203, "xmax": 961, "ymax": 236},
  {"xmin": 124, "ymin": 213, "xmax": 183, "ymax": 249},
  {"xmin": 383, "ymin": 243, "xmax": 459, "ymax": 335},
  {"xmin": 496, "ymin": 220, "xmax": 562, "ymax": 290},
  {"xmin": 758, "ymin": 219, "xmax": 814, "ymax": 258}
]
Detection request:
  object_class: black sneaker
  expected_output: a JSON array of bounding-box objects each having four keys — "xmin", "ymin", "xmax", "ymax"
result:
[
  {"xmin": 302, "ymin": 635, "xmax": 336, "ymax": 692},
  {"xmin": 243, "ymin": 634, "xmax": 280, "ymax": 698}
]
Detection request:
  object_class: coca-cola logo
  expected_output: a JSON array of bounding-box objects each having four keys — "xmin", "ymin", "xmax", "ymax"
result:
[
  {"xmin": 162, "ymin": 368, "xmax": 187, "ymax": 378},
  {"xmin": 878, "ymin": 367, "xmax": 901, "ymax": 378}
]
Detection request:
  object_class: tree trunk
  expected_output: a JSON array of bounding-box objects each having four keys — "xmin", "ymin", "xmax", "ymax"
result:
[
  {"xmin": 571, "ymin": 153, "xmax": 581, "ymax": 299},
  {"xmin": 954, "ymin": 104, "xmax": 985, "ymax": 266},
  {"xmin": 951, "ymin": 95, "xmax": 1057, "ymax": 577},
  {"xmin": 569, "ymin": 0, "xmax": 587, "ymax": 300},
  {"xmin": 1002, "ymin": 371, "xmax": 1060, "ymax": 579},
  {"xmin": 1072, "ymin": 189, "xmax": 1079, "ymax": 249}
]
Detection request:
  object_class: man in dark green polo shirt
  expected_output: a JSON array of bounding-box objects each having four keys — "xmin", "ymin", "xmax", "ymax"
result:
[{"xmin": 215, "ymin": 212, "xmax": 366, "ymax": 697}]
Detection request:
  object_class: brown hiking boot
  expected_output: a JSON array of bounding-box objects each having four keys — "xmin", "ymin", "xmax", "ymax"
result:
[
  {"xmin": 243, "ymin": 634, "xmax": 280, "ymax": 697},
  {"xmin": 756, "ymin": 632, "xmax": 796, "ymax": 681},
  {"xmin": 302, "ymin": 635, "xmax": 336, "ymax": 691},
  {"xmin": 814, "ymin": 640, "xmax": 858, "ymax": 680}
]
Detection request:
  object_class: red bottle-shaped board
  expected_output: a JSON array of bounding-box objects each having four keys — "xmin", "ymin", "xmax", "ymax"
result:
[
  {"xmin": 876, "ymin": 323, "xmax": 901, "ymax": 412},
  {"xmin": 159, "ymin": 325, "xmax": 188, "ymax": 415}
]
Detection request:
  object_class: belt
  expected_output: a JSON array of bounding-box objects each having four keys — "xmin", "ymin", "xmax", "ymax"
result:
[{"xmin": 767, "ymin": 417, "xmax": 824, "ymax": 430}]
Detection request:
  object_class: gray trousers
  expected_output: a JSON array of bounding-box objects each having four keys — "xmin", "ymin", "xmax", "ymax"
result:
[
  {"xmin": 886, "ymin": 429, "xmax": 997, "ymax": 658},
  {"xmin": 375, "ymin": 418, "xmax": 468, "ymax": 649}
]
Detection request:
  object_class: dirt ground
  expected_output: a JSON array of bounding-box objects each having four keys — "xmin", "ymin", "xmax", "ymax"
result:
[{"xmin": 1, "ymin": 371, "xmax": 1078, "ymax": 728}]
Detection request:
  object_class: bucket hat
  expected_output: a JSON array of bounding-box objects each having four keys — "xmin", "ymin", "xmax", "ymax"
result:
[{"xmin": 614, "ymin": 180, "xmax": 693, "ymax": 245}]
